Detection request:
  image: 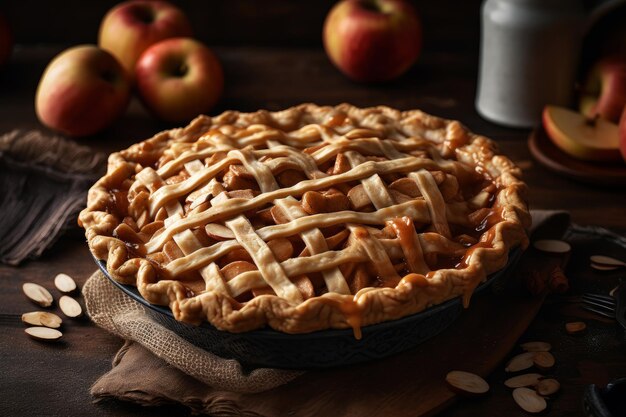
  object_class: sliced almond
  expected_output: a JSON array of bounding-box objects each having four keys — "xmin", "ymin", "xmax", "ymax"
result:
[
  {"xmin": 445, "ymin": 370, "xmax": 489, "ymax": 396},
  {"xmin": 59, "ymin": 296, "xmax": 83, "ymax": 318},
  {"xmin": 22, "ymin": 283, "xmax": 53, "ymax": 307},
  {"xmin": 21, "ymin": 311, "xmax": 62, "ymax": 328},
  {"xmin": 589, "ymin": 255, "xmax": 626, "ymax": 267},
  {"xmin": 40, "ymin": 313, "xmax": 64, "ymax": 328},
  {"xmin": 565, "ymin": 321, "xmax": 586, "ymax": 335},
  {"xmin": 590, "ymin": 263, "xmax": 620, "ymax": 271},
  {"xmin": 25, "ymin": 326, "xmax": 63, "ymax": 341},
  {"xmin": 520, "ymin": 341, "xmax": 552, "ymax": 352},
  {"xmin": 533, "ymin": 351, "xmax": 555, "ymax": 371},
  {"xmin": 536, "ymin": 378, "xmax": 560, "ymax": 396},
  {"xmin": 533, "ymin": 239, "xmax": 571, "ymax": 254},
  {"xmin": 54, "ymin": 273, "xmax": 77, "ymax": 293},
  {"xmin": 505, "ymin": 352, "xmax": 536, "ymax": 372},
  {"xmin": 512, "ymin": 387, "xmax": 547, "ymax": 414},
  {"xmin": 21, "ymin": 312, "xmax": 45, "ymax": 326},
  {"xmin": 504, "ymin": 373, "xmax": 543, "ymax": 389}
]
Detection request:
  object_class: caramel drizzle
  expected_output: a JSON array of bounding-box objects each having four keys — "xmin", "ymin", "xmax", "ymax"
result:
[
  {"xmin": 120, "ymin": 109, "xmax": 506, "ymax": 332},
  {"xmin": 387, "ymin": 217, "xmax": 429, "ymax": 275},
  {"xmin": 144, "ymin": 157, "xmax": 440, "ymax": 253},
  {"xmin": 147, "ymin": 137, "xmax": 445, "ymax": 217}
]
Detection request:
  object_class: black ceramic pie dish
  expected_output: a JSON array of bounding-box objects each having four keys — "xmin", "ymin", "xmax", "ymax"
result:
[{"xmin": 94, "ymin": 248, "xmax": 521, "ymax": 369}]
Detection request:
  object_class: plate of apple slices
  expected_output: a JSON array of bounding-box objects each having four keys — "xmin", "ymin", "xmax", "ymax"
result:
[{"xmin": 528, "ymin": 105, "xmax": 626, "ymax": 186}]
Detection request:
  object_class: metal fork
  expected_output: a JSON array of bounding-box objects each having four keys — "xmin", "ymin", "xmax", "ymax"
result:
[
  {"xmin": 582, "ymin": 294, "xmax": 616, "ymax": 318},
  {"xmin": 582, "ymin": 282, "xmax": 626, "ymax": 329}
]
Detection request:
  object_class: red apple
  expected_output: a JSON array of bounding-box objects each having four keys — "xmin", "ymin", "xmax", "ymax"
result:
[
  {"xmin": 135, "ymin": 37, "xmax": 223, "ymax": 123},
  {"xmin": 543, "ymin": 105, "xmax": 622, "ymax": 162},
  {"xmin": 0, "ymin": 13, "xmax": 13, "ymax": 68},
  {"xmin": 98, "ymin": 0, "xmax": 192, "ymax": 77},
  {"xmin": 323, "ymin": 0, "xmax": 422, "ymax": 82},
  {"xmin": 35, "ymin": 45, "xmax": 131, "ymax": 137},
  {"xmin": 619, "ymin": 106, "xmax": 626, "ymax": 161},
  {"xmin": 579, "ymin": 55, "xmax": 626, "ymax": 123}
]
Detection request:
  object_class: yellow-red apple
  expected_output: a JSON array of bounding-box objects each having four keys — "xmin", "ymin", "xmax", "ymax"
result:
[
  {"xmin": 579, "ymin": 55, "xmax": 626, "ymax": 123},
  {"xmin": 543, "ymin": 105, "xmax": 621, "ymax": 162},
  {"xmin": 323, "ymin": 0, "xmax": 421, "ymax": 82},
  {"xmin": 35, "ymin": 45, "xmax": 131, "ymax": 137},
  {"xmin": 619, "ymin": 106, "xmax": 626, "ymax": 161},
  {"xmin": 0, "ymin": 13, "xmax": 13, "ymax": 68},
  {"xmin": 135, "ymin": 37, "xmax": 223, "ymax": 123},
  {"xmin": 98, "ymin": 0, "xmax": 192, "ymax": 77}
]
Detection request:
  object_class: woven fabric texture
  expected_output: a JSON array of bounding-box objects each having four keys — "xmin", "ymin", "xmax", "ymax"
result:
[{"xmin": 84, "ymin": 270, "xmax": 302, "ymax": 394}]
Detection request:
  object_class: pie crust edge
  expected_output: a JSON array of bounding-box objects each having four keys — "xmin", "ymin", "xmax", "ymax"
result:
[{"xmin": 78, "ymin": 103, "xmax": 531, "ymax": 334}]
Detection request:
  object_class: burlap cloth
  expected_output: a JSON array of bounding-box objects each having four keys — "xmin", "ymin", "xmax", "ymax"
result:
[
  {"xmin": 83, "ymin": 210, "xmax": 575, "ymax": 416},
  {"xmin": 84, "ymin": 271, "xmax": 302, "ymax": 396}
]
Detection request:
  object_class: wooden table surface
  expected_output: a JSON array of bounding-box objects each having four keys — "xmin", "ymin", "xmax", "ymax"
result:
[{"xmin": 2, "ymin": 7, "xmax": 626, "ymax": 416}]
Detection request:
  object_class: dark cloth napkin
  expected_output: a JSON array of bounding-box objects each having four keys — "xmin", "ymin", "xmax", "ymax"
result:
[{"xmin": 0, "ymin": 130, "xmax": 106, "ymax": 265}]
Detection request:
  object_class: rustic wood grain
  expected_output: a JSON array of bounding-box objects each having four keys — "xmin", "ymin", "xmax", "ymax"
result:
[{"xmin": 233, "ymin": 289, "xmax": 548, "ymax": 417}]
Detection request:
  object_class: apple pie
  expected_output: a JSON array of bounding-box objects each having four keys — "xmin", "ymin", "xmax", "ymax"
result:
[{"xmin": 79, "ymin": 104, "xmax": 530, "ymax": 335}]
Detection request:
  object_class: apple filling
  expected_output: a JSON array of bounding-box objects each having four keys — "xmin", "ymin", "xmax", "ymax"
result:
[{"xmin": 80, "ymin": 104, "xmax": 530, "ymax": 334}]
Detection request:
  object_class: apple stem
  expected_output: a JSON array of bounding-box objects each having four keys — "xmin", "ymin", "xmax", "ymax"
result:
[
  {"xmin": 134, "ymin": 6, "xmax": 155, "ymax": 24},
  {"xmin": 175, "ymin": 63, "xmax": 188, "ymax": 77},
  {"xmin": 584, "ymin": 114, "xmax": 600, "ymax": 127},
  {"xmin": 101, "ymin": 70, "xmax": 117, "ymax": 83},
  {"xmin": 359, "ymin": 0, "xmax": 381, "ymax": 13}
]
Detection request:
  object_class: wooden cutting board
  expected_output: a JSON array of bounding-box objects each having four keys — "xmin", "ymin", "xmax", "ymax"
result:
[{"xmin": 234, "ymin": 284, "xmax": 548, "ymax": 417}]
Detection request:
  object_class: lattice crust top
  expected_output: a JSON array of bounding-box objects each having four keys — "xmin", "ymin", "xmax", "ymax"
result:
[{"xmin": 79, "ymin": 104, "xmax": 530, "ymax": 335}]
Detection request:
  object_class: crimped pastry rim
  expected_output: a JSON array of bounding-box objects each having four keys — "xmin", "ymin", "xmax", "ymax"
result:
[{"xmin": 79, "ymin": 103, "xmax": 531, "ymax": 334}]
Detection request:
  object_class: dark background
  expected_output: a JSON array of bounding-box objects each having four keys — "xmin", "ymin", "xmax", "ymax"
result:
[
  {"xmin": 3, "ymin": 0, "xmax": 479, "ymax": 50},
  {"xmin": 3, "ymin": 0, "xmax": 625, "ymax": 140},
  {"xmin": 0, "ymin": 0, "xmax": 487, "ymax": 145}
]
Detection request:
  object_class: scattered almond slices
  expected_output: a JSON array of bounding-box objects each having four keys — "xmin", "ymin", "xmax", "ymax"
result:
[
  {"xmin": 536, "ymin": 378, "xmax": 560, "ymax": 396},
  {"xmin": 589, "ymin": 255, "xmax": 626, "ymax": 268},
  {"xmin": 54, "ymin": 273, "xmax": 77, "ymax": 293},
  {"xmin": 504, "ymin": 373, "xmax": 543, "ymax": 389},
  {"xmin": 21, "ymin": 311, "xmax": 62, "ymax": 328},
  {"xmin": 59, "ymin": 296, "xmax": 83, "ymax": 318},
  {"xmin": 22, "ymin": 283, "xmax": 53, "ymax": 307},
  {"xmin": 24, "ymin": 326, "xmax": 63, "ymax": 342},
  {"xmin": 565, "ymin": 321, "xmax": 587, "ymax": 335},
  {"xmin": 505, "ymin": 342, "xmax": 560, "ymax": 412},
  {"xmin": 533, "ymin": 351, "xmax": 555, "ymax": 371},
  {"xmin": 22, "ymin": 272, "xmax": 83, "ymax": 343},
  {"xmin": 590, "ymin": 255, "xmax": 625, "ymax": 271},
  {"xmin": 590, "ymin": 263, "xmax": 621, "ymax": 271},
  {"xmin": 445, "ymin": 370, "xmax": 490, "ymax": 396},
  {"xmin": 521, "ymin": 341, "xmax": 552, "ymax": 352},
  {"xmin": 512, "ymin": 387, "xmax": 547, "ymax": 414},
  {"xmin": 505, "ymin": 352, "xmax": 536, "ymax": 372},
  {"xmin": 533, "ymin": 239, "xmax": 571, "ymax": 255}
]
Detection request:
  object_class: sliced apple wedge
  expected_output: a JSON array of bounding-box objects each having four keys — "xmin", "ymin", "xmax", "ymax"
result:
[{"xmin": 543, "ymin": 105, "xmax": 622, "ymax": 162}]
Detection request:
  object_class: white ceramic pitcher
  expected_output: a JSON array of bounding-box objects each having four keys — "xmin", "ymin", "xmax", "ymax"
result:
[{"xmin": 475, "ymin": 0, "xmax": 625, "ymax": 128}]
